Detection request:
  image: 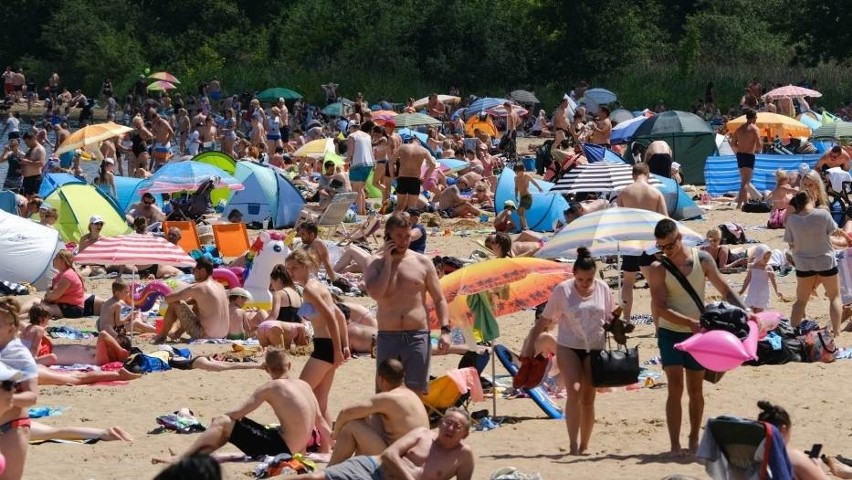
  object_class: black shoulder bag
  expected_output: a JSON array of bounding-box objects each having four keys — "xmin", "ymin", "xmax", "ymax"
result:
[
  {"xmin": 590, "ymin": 329, "xmax": 641, "ymax": 387},
  {"xmin": 659, "ymin": 256, "xmax": 725, "ymax": 384}
]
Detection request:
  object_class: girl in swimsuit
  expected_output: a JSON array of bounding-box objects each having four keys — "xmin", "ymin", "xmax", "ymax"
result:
[
  {"xmin": 284, "ymin": 250, "xmax": 350, "ymax": 424},
  {"xmin": 0, "ymin": 297, "xmax": 39, "ymax": 479},
  {"xmin": 371, "ymin": 125, "xmax": 392, "ymax": 207},
  {"xmin": 255, "ymin": 265, "xmax": 310, "ymax": 349}
]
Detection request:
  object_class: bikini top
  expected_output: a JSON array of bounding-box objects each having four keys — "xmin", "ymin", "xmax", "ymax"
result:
[{"xmin": 277, "ymin": 289, "xmax": 302, "ymax": 323}]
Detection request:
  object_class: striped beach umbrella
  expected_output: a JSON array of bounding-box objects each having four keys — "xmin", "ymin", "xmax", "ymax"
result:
[
  {"xmin": 536, "ymin": 207, "xmax": 703, "ymax": 259},
  {"xmin": 74, "ymin": 233, "xmax": 195, "ymax": 266},
  {"xmin": 551, "ymin": 162, "xmax": 660, "ymax": 195}
]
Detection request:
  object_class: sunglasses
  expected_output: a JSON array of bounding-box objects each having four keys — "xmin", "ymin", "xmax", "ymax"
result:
[
  {"xmin": 143, "ymin": 200, "xmax": 155, "ymax": 205},
  {"xmin": 656, "ymin": 235, "xmax": 681, "ymax": 252},
  {"xmin": 1, "ymin": 380, "xmax": 16, "ymax": 392}
]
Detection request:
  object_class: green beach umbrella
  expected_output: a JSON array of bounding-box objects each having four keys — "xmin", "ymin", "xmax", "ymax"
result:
[{"xmin": 256, "ymin": 87, "xmax": 303, "ymax": 102}]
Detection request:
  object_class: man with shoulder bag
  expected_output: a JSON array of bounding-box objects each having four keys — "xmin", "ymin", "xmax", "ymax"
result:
[{"xmin": 647, "ymin": 218, "xmax": 748, "ymax": 456}]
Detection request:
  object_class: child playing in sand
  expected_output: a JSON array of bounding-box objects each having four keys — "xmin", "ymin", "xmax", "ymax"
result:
[
  {"xmin": 97, "ymin": 280, "xmax": 156, "ymax": 338},
  {"xmin": 21, "ymin": 304, "xmax": 55, "ymax": 364},
  {"xmin": 226, "ymin": 287, "xmax": 265, "ymax": 340},
  {"xmin": 513, "ymin": 163, "xmax": 543, "ymax": 231},
  {"xmin": 739, "ymin": 245, "xmax": 783, "ymax": 313}
]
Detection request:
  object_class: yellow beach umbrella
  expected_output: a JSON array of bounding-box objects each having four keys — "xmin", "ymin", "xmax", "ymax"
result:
[
  {"xmin": 725, "ymin": 112, "xmax": 811, "ymax": 140},
  {"xmin": 55, "ymin": 122, "xmax": 134, "ymax": 156},
  {"xmin": 294, "ymin": 138, "xmax": 335, "ymax": 158}
]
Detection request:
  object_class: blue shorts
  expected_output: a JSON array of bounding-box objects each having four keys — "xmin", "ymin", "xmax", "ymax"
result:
[
  {"xmin": 59, "ymin": 151, "xmax": 75, "ymax": 168},
  {"xmin": 657, "ymin": 328, "xmax": 704, "ymax": 371},
  {"xmin": 349, "ymin": 165, "xmax": 373, "ymax": 184}
]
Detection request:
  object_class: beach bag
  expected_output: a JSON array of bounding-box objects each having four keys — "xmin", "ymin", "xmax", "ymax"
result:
[
  {"xmin": 700, "ymin": 302, "xmax": 749, "ymax": 340},
  {"xmin": 0, "ymin": 280, "xmax": 30, "ymax": 296},
  {"xmin": 767, "ymin": 208, "xmax": 786, "ymax": 229},
  {"xmin": 659, "ymin": 257, "xmax": 726, "ymax": 383},
  {"xmin": 591, "ymin": 332, "xmax": 640, "ymax": 387},
  {"xmin": 742, "ymin": 200, "xmax": 771, "ymax": 213},
  {"xmin": 718, "ymin": 222, "xmax": 747, "ymax": 245},
  {"xmin": 797, "ymin": 324, "xmax": 836, "ymax": 363}
]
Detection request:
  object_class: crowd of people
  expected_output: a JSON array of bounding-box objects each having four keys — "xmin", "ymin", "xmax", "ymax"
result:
[{"xmin": 0, "ymin": 76, "xmax": 851, "ymax": 479}]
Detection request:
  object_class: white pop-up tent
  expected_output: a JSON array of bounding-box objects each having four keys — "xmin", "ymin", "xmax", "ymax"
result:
[{"xmin": 0, "ymin": 210, "xmax": 63, "ymax": 290}]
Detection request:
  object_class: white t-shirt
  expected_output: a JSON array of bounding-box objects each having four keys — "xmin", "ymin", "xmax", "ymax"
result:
[
  {"xmin": 6, "ymin": 116, "xmax": 20, "ymax": 134},
  {"xmin": 542, "ymin": 278, "xmax": 613, "ymax": 351},
  {"xmin": 187, "ymin": 131, "xmax": 201, "ymax": 156},
  {"xmin": 0, "ymin": 338, "xmax": 38, "ymax": 381}
]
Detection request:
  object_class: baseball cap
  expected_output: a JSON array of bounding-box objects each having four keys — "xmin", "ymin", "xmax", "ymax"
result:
[
  {"xmin": 0, "ymin": 363, "xmax": 22, "ymax": 383},
  {"xmin": 227, "ymin": 287, "xmax": 253, "ymax": 300},
  {"xmin": 39, "ymin": 202, "xmax": 53, "ymax": 211},
  {"xmin": 103, "ymin": 157, "xmax": 115, "ymax": 165},
  {"xmin": 671, "ymin": 162, "xmax": 681, "ymax": 172},
  {"xmin": 504, "ymin": 200, "xmax": 516, "ymax": 208},
  {"xmin": 89, "ymin": 215, "xmax": 104, "ymax": 224}
]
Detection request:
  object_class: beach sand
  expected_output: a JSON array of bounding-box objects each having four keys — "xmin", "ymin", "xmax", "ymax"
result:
[{"xmin": 19, "ymin": 142, "xmax": 852, "ymax": 479}]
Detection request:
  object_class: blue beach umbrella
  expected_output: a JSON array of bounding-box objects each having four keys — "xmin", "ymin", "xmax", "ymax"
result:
[
  {"xmin": 611, "ymin": 115, "xmax": 650, "ymax": 145},
  {"xmin": 583, "ymin": 88, "xmax": 617, "ymax": 105}
]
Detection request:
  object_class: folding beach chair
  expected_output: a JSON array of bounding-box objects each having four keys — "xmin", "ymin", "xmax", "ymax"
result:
[
  {"xmin": 420, "ymin": 367, "xmax": 481, "ymax": 425},
  {"xmin": 162, "ymin": 221, "xmax": 201, "ymax": 254},
  {"xmin": 212, "ymin": 223, "xmax": 250, "ymax": 257},
  {"xmin": 698, "ymin": 416, "xmax": 792, "ymax": 480},
  {"xmin": 305, "ymin": 192, "xmax": 357, "ymax": 239},
  {"xmin": 337, "ymin": 212, "xmax": 382, "ymax": 246}
]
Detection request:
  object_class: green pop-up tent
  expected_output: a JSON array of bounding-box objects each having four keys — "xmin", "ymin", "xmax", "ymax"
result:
[
  {"xmin": 46, "ymin": 184, "xmax": 130, "ymax": 242},
  {"xmin": 629, "ymin": 110, "xmax": 717, "ymax": 185}
]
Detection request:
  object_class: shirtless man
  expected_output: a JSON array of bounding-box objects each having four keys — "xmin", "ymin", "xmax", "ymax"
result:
[
  {"xmin": 394, "ymin": 138, "xmax": 437, "ymax": 213},
  {"xmin": 153, "ymin": 257, "xmax": 229, "ymax": 343},
  {"xmin": 153, "ymin": 350, "xmax": 332, "ymax": 464},
  {"xmin": 616, "ymin": 162, "xmax": 668, "ymax": 322},
  {"xmin": 297, "ymin": 221, "xmax": 337, "ymax": 283},
  {"xmin": 364, "ymin": 213, "xmax": 450, "ymax": 393},
  {"xmin": 435, "ymin": 181, "xmax": 486, "ymax": 219},
  {"xmin": 502, "ymin": 101, "xmax": 521, "ymax": 160},
  {"xmin": 176, "ymin": 108, "xmax": 190, "ymax": 154},
  {"xmin": 151, "ymin": 114, "xmax": 175, "ymax": 170},
  {"xmin": 127, "ymin": 192, "xmax": 165, "ymax": 225},
  {"xmin": 588, "ymin": 106, "xmax": 612, "ymax": 147},
  {"xmin": 644, "ymin": 140, "xmax": 674, "ymax": 178},
  {"xmin": 730, "ymin": 108, "xmax": 762, "ymax": 210},
  {"xmin": 329, "ymin": 359, "xmax": 430, "ymax": 465},
  {"xmin": 513, "ymin": 163, "xmax": 543, "ymax": 231},
  {"xmin": 20, "ymin": 132, "xmax": 46, "ymax": 196},
  {"xmin": 815, "ymin": 145, "xmax": 851, "ymax": 172},
  {"xmin": 294, "ymin": 408, "xmax": 474, "ymax": 480}
]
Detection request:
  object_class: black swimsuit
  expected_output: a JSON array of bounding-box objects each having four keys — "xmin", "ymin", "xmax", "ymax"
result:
[{"xmin": 277, "ymin": 290, "xmax": 301, "ymax": 323}]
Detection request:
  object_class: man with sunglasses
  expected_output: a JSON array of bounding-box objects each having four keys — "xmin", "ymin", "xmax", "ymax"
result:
[
  {"xmin": 647, "ymin": 218, "xmax": 746, "ymax": 456},
  {"xmin": 127, "ymin": 192, "xmax": 165, "ymax": 226}
]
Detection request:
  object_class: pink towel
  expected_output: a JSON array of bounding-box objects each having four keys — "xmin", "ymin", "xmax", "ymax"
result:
[{"xmin": 445, "ymin": 367, "xmax": 484, "ymax": 402}]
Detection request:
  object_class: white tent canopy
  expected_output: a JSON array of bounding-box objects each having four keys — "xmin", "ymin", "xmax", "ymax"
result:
[{"xmin": 0, "ymin": 210, "xmax": 62, "ymax": 290}]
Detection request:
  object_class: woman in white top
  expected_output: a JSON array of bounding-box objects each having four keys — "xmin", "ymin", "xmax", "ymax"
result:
[{"xmin": 523, "ymin": 247, "xmax": 614, "ymax": 455}]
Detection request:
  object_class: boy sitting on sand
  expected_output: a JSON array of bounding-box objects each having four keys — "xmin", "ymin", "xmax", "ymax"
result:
[
  {"xmin": 226, "ymin": 287, "xmax": 266, "ymax": 341},
  {"xmin": 97, "ymin": 280, "xmax": 157, "ymax": 338}
]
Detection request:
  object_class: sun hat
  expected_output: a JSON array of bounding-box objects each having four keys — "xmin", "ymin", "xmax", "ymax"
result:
[
  {"xmin": 504, "ymin": 200, "xmax": 516, "ymax": 208},
  {"xmin": 39, "ymin": 202, "xmax": 53, "ymax": 211},
  {"xmin": 103, "ymin": 157, "xmax": 115, "ymax": 165},
  {"xmin": 227, "ymin": 287, "xmax": 252, "ymax": 300},
  {"xmin": 89, "ymin": 215, "xmax": 104, "ymax": 224}
]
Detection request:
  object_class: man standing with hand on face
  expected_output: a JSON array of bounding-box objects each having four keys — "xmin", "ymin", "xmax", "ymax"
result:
[{"xmin": 364, "ymin": 213, "xmax": 451, "ymax": 393}]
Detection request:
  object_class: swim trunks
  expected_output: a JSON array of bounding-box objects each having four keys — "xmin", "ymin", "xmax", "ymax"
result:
[
  {"xmin": 173, "ymin": 301, "xmax": 207, "ymax": 339},
  {"xmin": 311, "ymin": 337, "xmax": 335, "ymax": 364},
  {"xmin": 266, "ymin": 133, "xmax": 282, "ymax": 141},
  {"xmin": 518, "ymin": 194, "xmax": 533, "ymax": 210},
  {"xmin": 396, "ymin": 176, "xmax": 421, "ymax": 195},
  {"xmin": 376, "ymin": 330, "xmax": 430, "ymax": 393},
  {"xmin": 324, "ymin": 455, "xmax": 383, "ymax": 480},
  {"xmin": 152, "ymin": 142, "xmax": 171, "ymax": 162},
  {"xmin": 21, "ymin": 175, "xmax": 42, "ymax": 196},
  {"xmin": 349, "ymin": 165, "xmax": 373, "ymax": 184},
  {"xmin": 56, "ymin": 303, "xmax": 84, "ymax": 319},
  {"xmin": 736, "ymin": 152, "xmax": 756, "ymax": 169},
  {"xmin": 658, "ymin": 328, "xmax": 703, "ymax": 371},
  {"xmin": 228, "ymin": 417, "xmax": 291, "ymax": 459}
]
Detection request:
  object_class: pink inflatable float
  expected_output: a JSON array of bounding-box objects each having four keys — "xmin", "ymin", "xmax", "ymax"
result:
[
  {"xmin": 125, "ymin": 281, "xmax": 172, "ymax": 312},
  {"xmin": 212, "ymin": 268, "xmax": 241, "ymax": 289},
  {"xmin": 674, "ymin": 320, "xmax": 760, "ymax": 372}
]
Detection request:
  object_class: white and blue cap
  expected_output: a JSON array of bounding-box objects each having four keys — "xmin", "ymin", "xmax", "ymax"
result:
[{"xmin": 798, "ymin": 163, "xmax": 810, "ymax": 175}]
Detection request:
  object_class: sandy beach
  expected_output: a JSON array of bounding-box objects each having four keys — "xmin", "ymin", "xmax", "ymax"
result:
[{"xmin": 16, "ymin": 139, "xmax": 852, "ymax": 480}]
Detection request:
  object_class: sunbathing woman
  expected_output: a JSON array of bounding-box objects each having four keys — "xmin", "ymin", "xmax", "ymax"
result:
[
  {"xmin": 254, "ymin": 265, "xmax": 311, "ymax": 349},
  {"xmin": 756, "ymin": 401, "xmax": 830, "ymax": 480},
  {"xmin": 38, "ymin": 364, "xmax": 141, "ymax": 385},
  {"xmin": 484, "ymin": 232, "xmax": 540, "ymax": 258},
  {"xmin": 34, "ymin": 330, "xmax": 130, "ymax": 367},
  {"xmin": 701, "ymin": 228, "xmax": 749, "ymax": 271}
]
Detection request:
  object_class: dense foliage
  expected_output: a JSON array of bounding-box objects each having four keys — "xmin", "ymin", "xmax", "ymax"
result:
[{"xmin": 1, "ymin": 0, "xmax": 849, "ymax": 109}]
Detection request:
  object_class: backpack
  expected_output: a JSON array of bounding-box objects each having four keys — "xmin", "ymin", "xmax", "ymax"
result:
[
  {"xmin": 534, "ymin": 140, "xmax": 554, "ymax": 176},
  {"xmin": 718, "ymin": 222, "xmax": 747, "ymax": 245},
  {"xmin": 699, "ymin": 302, "xmax": 749, "ymax": 339}
]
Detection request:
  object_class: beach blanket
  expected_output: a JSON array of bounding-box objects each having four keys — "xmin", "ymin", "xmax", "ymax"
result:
[{"xmin": 253, "ymin": 453, "xmax": 315, "ymax": 478}]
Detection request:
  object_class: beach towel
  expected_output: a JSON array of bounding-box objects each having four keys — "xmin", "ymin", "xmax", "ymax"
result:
[
  {"xmin": 46, "ymin": 326, "xmax": 93, "ymax": 340},
  {"xmin": 28, "ymin": 406, "xmax": 66, "ymax": 418},
  {"xmin": 0, "ymin": 280, "xmax": 30, "ymax": 296},
  {"xmin": 253, "ymin": 453, "xmax": 315, "ymax": 478},
  {"xmin": 123, "ymin": 350, "xmax": 171, "ymax": 373},
  {"xmin": 445, "ymin": 367, "xmax": 485, "ymax": 402},
  {"xmin": 151, "ymin": 409, "xmax": 206, "ymax": 434}
]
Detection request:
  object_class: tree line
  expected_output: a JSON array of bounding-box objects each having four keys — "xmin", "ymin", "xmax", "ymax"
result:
[{"xmin": 1, "ymin": 0, "xmax": 848, "ymax": 110}]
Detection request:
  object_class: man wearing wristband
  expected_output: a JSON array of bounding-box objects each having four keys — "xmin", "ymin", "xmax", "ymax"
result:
[{"xmin": 364, "ymin": 213, "xmax": 451, "ymax": 393}]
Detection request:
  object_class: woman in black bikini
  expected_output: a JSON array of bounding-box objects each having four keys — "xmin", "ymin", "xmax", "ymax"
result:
[
  {"xmin": 284, "ymin": 250, "xmax": 350, "ymax": 424},
  {"xmin": 701, "ymin": 228, "xmax": 749, "ymax": 271},
  {"xmin": 254, "ymin": 265, "xmax": 310, "ymax": 349}
]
